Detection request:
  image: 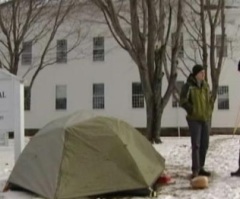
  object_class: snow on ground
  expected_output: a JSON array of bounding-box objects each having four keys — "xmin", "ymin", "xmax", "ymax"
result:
[
  {"xmin": 151, "ymin": 135, "xmax": 240, "ymax": 199},
  {"xmin": 1, "ymin": 135, "xmax": 240, "ymax": 199}
]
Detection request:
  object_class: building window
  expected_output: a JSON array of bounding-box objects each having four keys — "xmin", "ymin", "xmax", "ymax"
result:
[
  {"xmin": 172, "ymin": 32, "xmax": 184, "ymax": 58},
  {"xmin": 216, "ymin": 34, "xmax": 228, "ymax": 57},
  {"xmin": 22, "ymin": 41, "xmax": 32, "ymax": 65},
  {"xmin": 56, "ymin": 39, "xmax": 67, "ymax": 63},
  {"xmin": 93, "ymin": 83, "xmax": 104, "ymax": 109},
  {"xmin": 172, "ymin": 81, "xmax": 184, "ymax": 107},
  {"xmin": 24, "ymin": 87, "xmax": 31, "ymax": 111},
  {"xmin": 56, "ymin": 85, "xmax": 67, "ymax": 110},
  {"xmin": 93, "ymin": 37, "xmax": 104, "ymax": 61},
  {"xmin": 218, "ymin": 85, "xmax": 229, "ymax": 110},
  {"xmin": 132, "ymin": 82, "xmax": 144, "ymax": 108}
]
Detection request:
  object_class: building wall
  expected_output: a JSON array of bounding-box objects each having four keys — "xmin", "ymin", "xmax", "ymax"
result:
[{"xmin": 15, "ymin": 4, "xmax": 240, "ymax": 130}]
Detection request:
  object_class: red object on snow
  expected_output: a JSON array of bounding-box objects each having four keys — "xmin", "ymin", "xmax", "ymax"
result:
[{"xmin": 157, "ymin": 174, "xmax": 172, "ymax": 184}]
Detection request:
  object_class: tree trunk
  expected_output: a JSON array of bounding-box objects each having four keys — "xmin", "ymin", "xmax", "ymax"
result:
[
  {"xmin": 145, "ymin": 93, "xmax": 163, "ymax": 143},
  {"xmin": 91, "ymin": 0, "xmax": 183, "ymax": 144},
  {"xmin": 9, "ymin": 50, "xmax": 20, "ymax": 75},
  {"xmin": 211, "ymin": 75, "xmax": 218, "ymax": 104},
  {"xmin": 146, "ymin": 97, "xmax": 154, "ymax": 142},
  {"xmin": 152, "ymin": 102, "xmax": 163, "ymax": 143}
]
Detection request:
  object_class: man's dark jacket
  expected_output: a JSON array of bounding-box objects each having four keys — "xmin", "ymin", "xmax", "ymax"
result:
[{"xmin": 180, "ymin": 74, "xmax": 213, "ymax": 121}]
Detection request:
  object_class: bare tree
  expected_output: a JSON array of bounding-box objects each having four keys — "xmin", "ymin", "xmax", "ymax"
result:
[
  {"xmin": 0, "ymin": 0, "xmax": 88, "ymax": 90},
  {"xmin": 184, "ymin": 0, "xmax": 226, "ymax": 114},
  {"xmin": 91, "ymin": 0, "xmax": 184, "ymax": 143}
]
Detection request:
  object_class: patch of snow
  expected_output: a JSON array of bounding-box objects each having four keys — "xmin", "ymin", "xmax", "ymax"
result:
[{"xmin": 0, "ymin": 135, "xmax": 240, "ymax": 198}]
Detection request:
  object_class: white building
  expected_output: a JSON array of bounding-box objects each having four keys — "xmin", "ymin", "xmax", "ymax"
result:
[{"xmin": 9, "ymin": 1, "xmax": 240, "ymax": 133}]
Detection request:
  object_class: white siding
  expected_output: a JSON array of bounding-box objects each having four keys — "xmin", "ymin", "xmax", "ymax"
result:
[{"xmin": 12, "ymin": 4, "xmax": 240, "ymax": 130}]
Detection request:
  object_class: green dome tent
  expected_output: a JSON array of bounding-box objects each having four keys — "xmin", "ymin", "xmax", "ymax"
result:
[{"xmin": 6, "ymin": 113, "xmax": 165, "ymax": 199}]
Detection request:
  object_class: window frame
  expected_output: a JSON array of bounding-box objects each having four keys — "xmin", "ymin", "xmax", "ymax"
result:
[
  {"xmin": 24, "ymin": 86, "xmax": 31, "ymax": 111},
  {"xmin": 93, "ymin": 37, "xmax": 104, "ymax": 61},
  {"xmin": 216, "ymin": 34, "xmax": 228, "ymax": 57},
  {"xmin": 172, "ymin": 81, "xmax": 184, "ymax": 108},
  {"xmin": 55, "ymin": 85, "xmax": 67, "ymax": 110},
  {"xmin": 132, "ymin": 82, "xmax": 144, "ymax": 108},
  {"xmin": 217, "ymin": 85, "xmax": 229, "ymax": 110},
  {"xmin": 92, "ymin": 83, "xmax": 105, "ymax": 109},
  {"xmin": 172, "ymin": 32, "xmax": 184, "ymax": 58},
  {"xmin": 56, "ymin": 39, "xmax": 68, "ymax": 63},
  {"xmin": 22, "ymin": 41, "xmax": 32, "ymax": 65}
]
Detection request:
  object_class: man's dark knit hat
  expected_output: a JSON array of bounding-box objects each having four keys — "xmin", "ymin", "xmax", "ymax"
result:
[{"xmin": 192, "ymin": 64, "xmax": 204, "ymax": 76}]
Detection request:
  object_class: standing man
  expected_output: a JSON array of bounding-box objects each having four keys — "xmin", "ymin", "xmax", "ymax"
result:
[
  {"xmin": 180, "ymin": 64, "xmax": 213, "ymax": 178},
  {"xmin": 231, "ymin": 150, "xmax": 240, "ymax": 176},
  {"xmin": 230, "ymin": 60, "xmax": 240, "ymax": 177}
]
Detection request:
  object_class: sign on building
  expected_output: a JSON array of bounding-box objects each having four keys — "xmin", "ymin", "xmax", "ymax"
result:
[
  {"xmin": 0, "ymin": 81, "xmax": 13, "ymax": 130},
  {"xmin": 0, "ymin": 69, "xmax": 24, "ymax": 162}
]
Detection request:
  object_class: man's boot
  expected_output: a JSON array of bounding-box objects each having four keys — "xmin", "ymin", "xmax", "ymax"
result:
[
  {"xmin": 231, "ymin": 144, "xmax": 240, "ymax": 177},
  {"xmin": 231, "ymin": 168, "xmax": 240, "ymax": 177},
  {"xmin": 199, "ymin": 168, "xmax": 211, "ymax": 177},
  {"xmin": 191, "ymin": 172, "xmax": 198, "ymax": 179}
]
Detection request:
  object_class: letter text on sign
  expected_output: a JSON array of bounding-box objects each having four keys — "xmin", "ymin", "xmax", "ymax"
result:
[
  {"xmin": 0, "ymin": 81, "xmax": 12, "ymax": 129},
  {"xmin": 0, "ymin": 91, "xmax": 6, "ymax": 98}
]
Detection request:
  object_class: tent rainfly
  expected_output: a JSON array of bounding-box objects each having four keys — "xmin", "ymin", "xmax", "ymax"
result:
[{"xmin": 6, "ymin": 113, "xmax": 165, "ymax": 198}]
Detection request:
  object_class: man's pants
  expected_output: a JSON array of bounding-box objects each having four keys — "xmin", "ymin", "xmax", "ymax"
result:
[
  {"xmin": 238, "ymin": 140, "xmax": 240, "ymax": 167},
  {"xmin": 187, "ymin": 120, "xmax": 209, "ymax": 173}
]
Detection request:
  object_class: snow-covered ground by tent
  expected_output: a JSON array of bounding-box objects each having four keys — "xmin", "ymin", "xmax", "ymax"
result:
[{"xmin": 1, "ymin": 135, "xmax": 240, "ymax": 199}]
